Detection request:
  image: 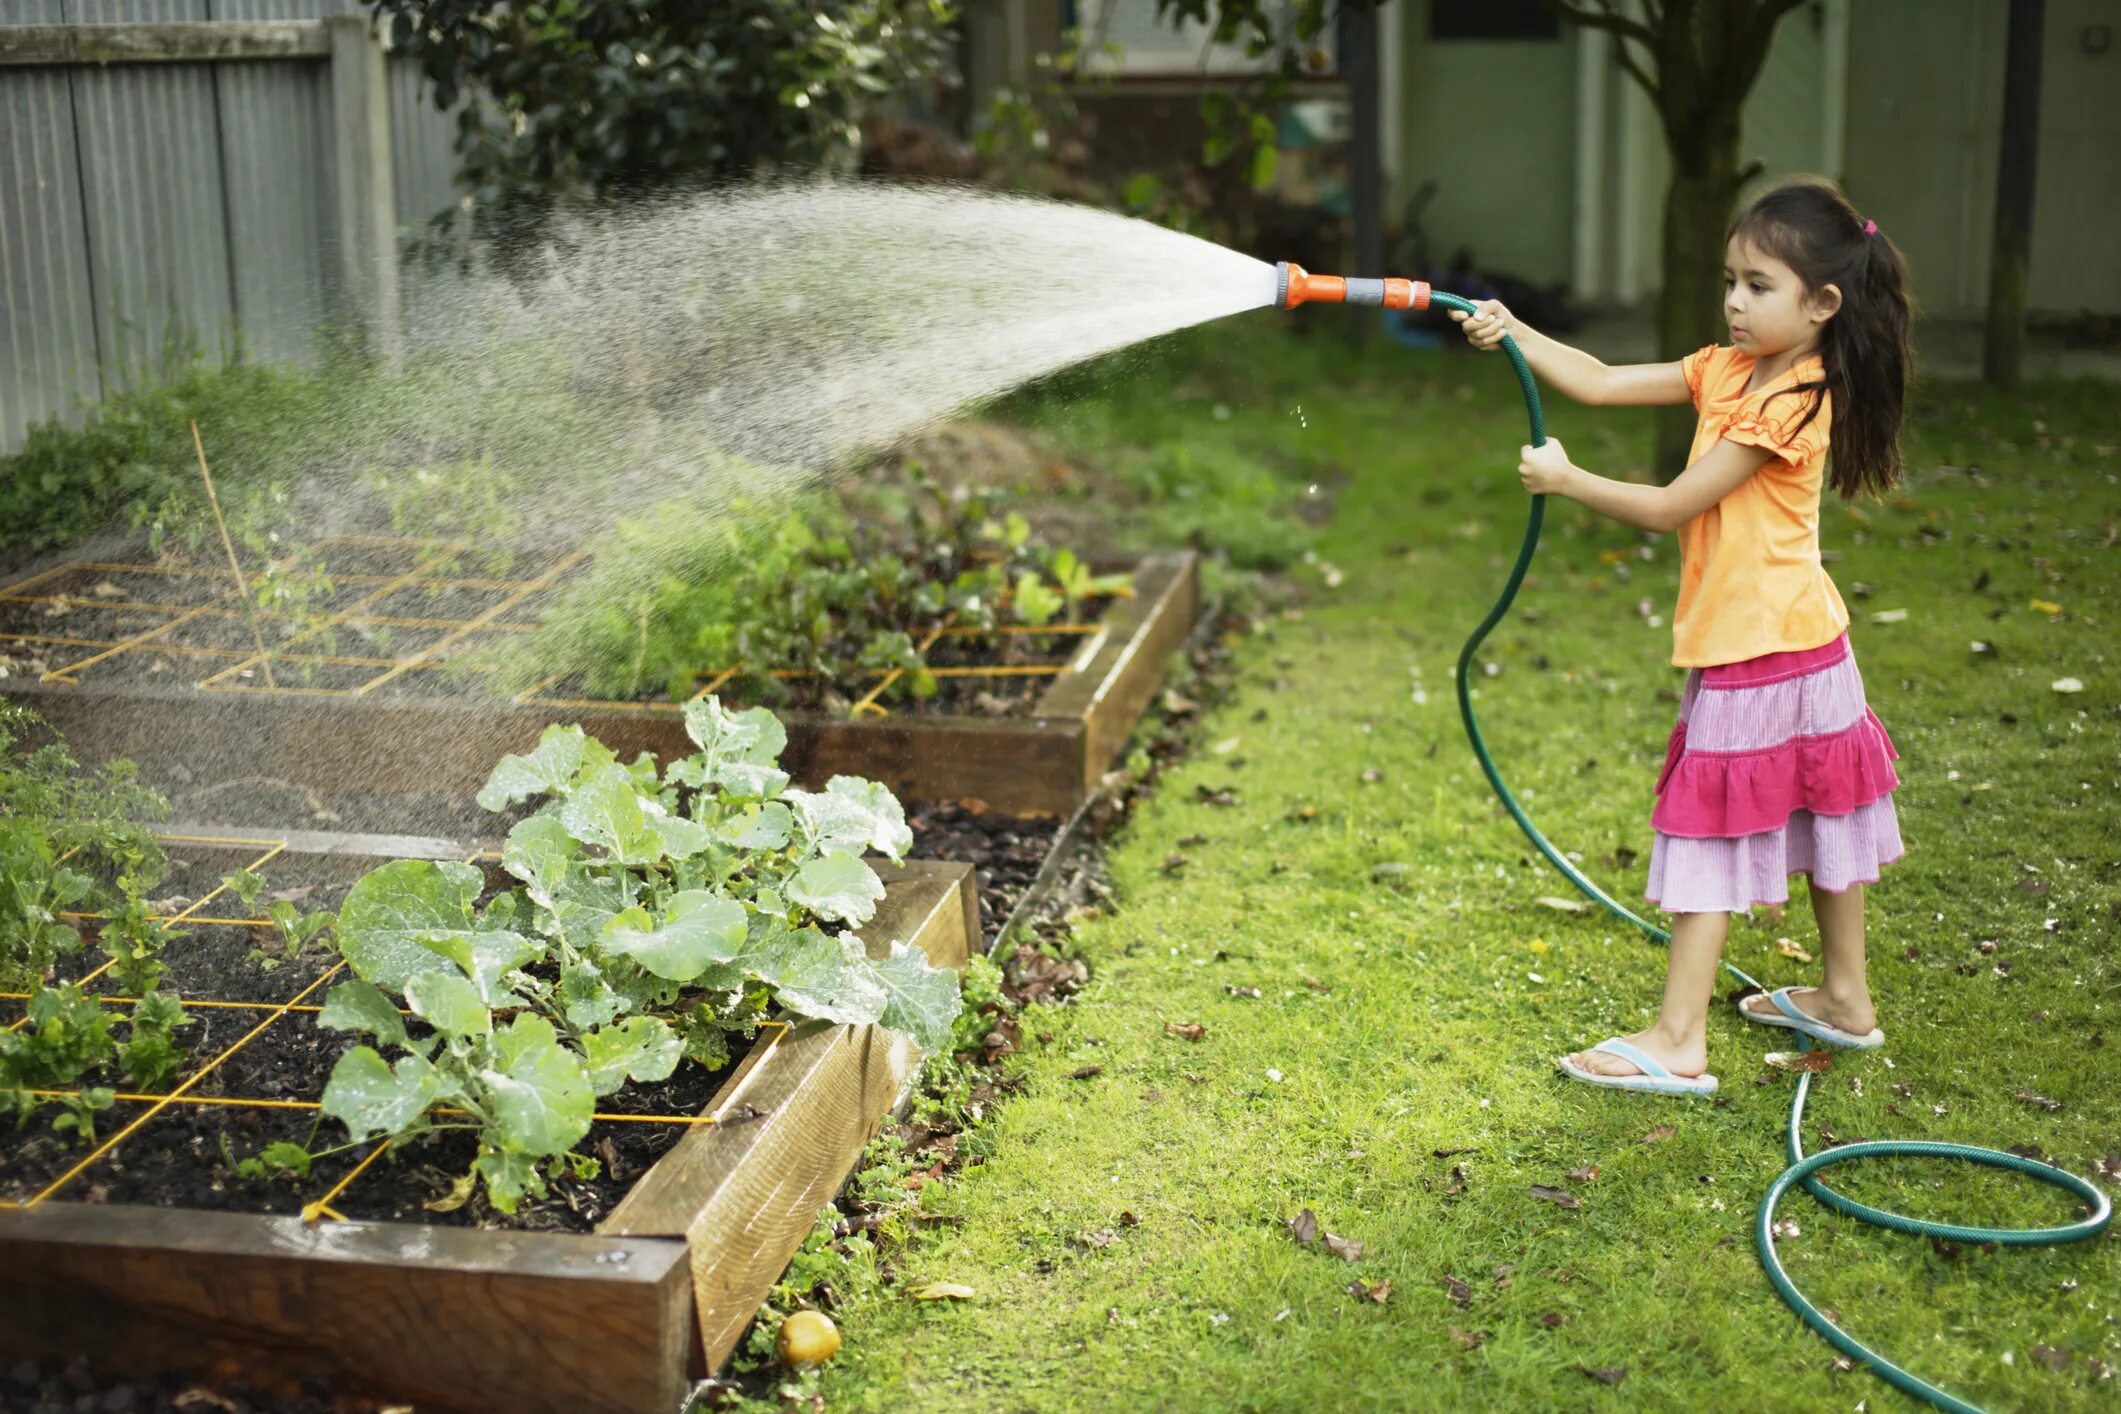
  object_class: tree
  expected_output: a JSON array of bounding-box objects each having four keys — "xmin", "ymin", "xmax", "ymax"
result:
[
  {"xmin": 376, "ymin": 0, "xmax": 957, "ymax": 258},
  {"xmin": 1545, "ymin": 0, "xmax": 1808, "ymax": 476},
  {"xmin": 1982, "ymin": 0, "xmax": 2045, "ymax": 386}
]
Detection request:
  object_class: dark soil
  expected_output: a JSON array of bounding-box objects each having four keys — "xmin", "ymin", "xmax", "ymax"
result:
[
  {"xmin": 907, "ymin": 802, "xmax": 1063, "ymax": 951},
  {"xmin": 0, "ymin": 1356, "xmax": 406, "ymax": 1414}
]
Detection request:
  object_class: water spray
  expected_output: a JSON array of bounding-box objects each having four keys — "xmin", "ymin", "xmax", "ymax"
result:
[{"xmin": 1267, "ymin": 264, "xmax": 2111, "ymax": 1414}]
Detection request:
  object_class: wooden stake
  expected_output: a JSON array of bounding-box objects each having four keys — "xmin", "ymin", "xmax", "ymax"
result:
[{"xmin": 190, "ymin": 421, "xmax": 276, "ymax": 689}]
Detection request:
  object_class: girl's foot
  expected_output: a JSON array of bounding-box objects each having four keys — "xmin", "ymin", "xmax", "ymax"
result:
[
  {"xmin": 1740, "ymin": 987, "xmax": 1876, "ymax": 1037},
  {"xmin": 1562, "ymin": 1027, "xmax": 1707, "ymax": 1080}
]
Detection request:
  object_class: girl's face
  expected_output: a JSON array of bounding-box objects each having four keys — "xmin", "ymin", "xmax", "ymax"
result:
[{"xmin": 1722, "ymin": 235, "xmax": 1841, "ymax": 358}]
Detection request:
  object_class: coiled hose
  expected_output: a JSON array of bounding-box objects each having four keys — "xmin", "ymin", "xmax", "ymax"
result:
[{"xmin": 1431, "ymin": 290, "xmax": 2113, "ymax": 1413}]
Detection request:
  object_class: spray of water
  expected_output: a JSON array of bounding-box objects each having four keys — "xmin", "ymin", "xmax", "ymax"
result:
[{"xmin": 60, "ymin": 181, "xmax": 1284, "ymax": 829}]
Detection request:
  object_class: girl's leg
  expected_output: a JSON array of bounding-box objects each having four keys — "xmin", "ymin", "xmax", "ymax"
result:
[
  {"xmin": 1740, "ymin": 878, "xmax": 1878, "ymax": 1034},
  {"xmin": 1567, "ymin": 909, "xmax": 1728, "ymax": 1078}
]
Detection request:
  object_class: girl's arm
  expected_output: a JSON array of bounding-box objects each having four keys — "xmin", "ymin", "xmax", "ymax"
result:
[
  {"xmin": 1519, "ymin": 437, "xmax": 1776, "ymax": 534},
  {"xmin": 1451, "ymin": 300, "xmax": 1692, "ymax": 408}
]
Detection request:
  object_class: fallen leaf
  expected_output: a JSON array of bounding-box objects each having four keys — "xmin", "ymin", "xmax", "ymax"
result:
[
  {"xmin": 1536, "ymin": 896, "xmax": 1589, "ymax": 913},
  {"xmin": 908, "ymin": 1282, "xmax": 975, "ymax": 1300},
  {"xmin": 1286, "ymin": 1208, "xmax": 1318, "ymax": 1246},
  {"xmin": 1643, "ymin": 1124, "xmax": 1677, "ymax": 1144},
  {"xmin": 2014, "ymin": 1089, "xmax": 2062, "ymax": 1112},
  {"xmin": 1069, "ymin": 1065, "xmax": 1103, "ymax": 1080},
  {"xmin": 1161, "ymin": 690, "xmax": 1200, "ymax": 716},
  {"xmin": 2092, "ymin": 1153, "xmax": 2121, "ymax": 1185},
  {"xmin": 1322, "ymin": 1232, "xmax": 1365, "ymax": 1262},
  {"xmin": 1370, "ymin": 861, "xmax": 1411, "ymax": 883},
  {"xmin": 1164, "ymin": 1021, "xmax": 1206, "ymax": 1042},
  {"xmin": 1349, "ymin": 1277, "xmax": 1391, "ymax": 1304},
  {"xmin": 1177, "ymin": 833, "xmax": 1209, "ymax": 848},
  {"xmin": 1774, "ymin": 936, "xmax": 1814, "ymax": 962},
  {"xmin": 1539, "ymin": 1311, "xmax": 1569, "ymax": 1329},
  {"xmin": 1287, "ymin": 804, "xmax": 1319, "ymax": 822},
  {"xmin": 2052, "ymin": 677, "xmax": 2084, "ymax": 693},
  {"xmin": 1077, "ymin": 1228, "xmax": 1120, "ymax": 1249},
  {"xmin": 1223, "ymin": 984, "xmax": 1261, "ymax": 999},
  {"xmin": 1211, "ymin": 736, "xmax": 1241, "ymax": 755},
  {"xmin": 1765, "ymin": 1051, "xmax": 1833, "ymax": 1073},
  {"xmin": 1360, "ymin": 768, "xmax": 1383, "ymax": 784},
  {"xmin": 1566, "ymin": 1165, "xmax": 1600, "ymax": 1183},
  {"xmin": 1530, "ymin": 1184, "xmax": 1581, "ymax": 1210},
  {"xmin": 1771, "ymin": 1219, "xmax": 1802, "ymax": 1240},
  {"xmin": 1449, "ymin": 1325, "xmax": 1489, "ymax": 1348},
  {"xmin": 1870, "ymin": 608, "xmax": 1909, "ymax": 624},
  {"xmin": 1160, "ymin": 852, "xmax": 1188, "ymax": 875},
  {"xmin": 1441, "ymin": 1274, "xmax": 1472, "ymax": 1306},
  {"xmin": 2029, "ymin": 598, "xmax": 2063, "ymax": 615},
  {"xmin": 2031, "ymin": 1344, "xmax": 2071, "ymax": 1372},
  {"xmin": 1578, "ymin": 1365, "xmax": 1628, "ymax": 1386}
]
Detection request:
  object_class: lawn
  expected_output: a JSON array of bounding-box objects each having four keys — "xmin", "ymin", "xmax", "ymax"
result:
[{"xmin": 798, "ymin": 320, "xmax": 2121, "ymax": 1410}]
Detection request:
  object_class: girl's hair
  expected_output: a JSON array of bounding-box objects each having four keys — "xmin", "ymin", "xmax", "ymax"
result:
[{"xmin": 1729, "ymin": 177, "xmax": 1913, "ymax": 500}]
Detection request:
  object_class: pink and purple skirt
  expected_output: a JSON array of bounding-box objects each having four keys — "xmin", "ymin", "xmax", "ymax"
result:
[{"xmin": 1645, "ymin": 632, "xmax": 1904, "ymax": 914}]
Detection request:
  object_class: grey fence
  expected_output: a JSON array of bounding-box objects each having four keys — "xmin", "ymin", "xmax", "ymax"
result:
[{"xmin": 0, "ymin": 3, "xmax": 461, "ymax": 455}]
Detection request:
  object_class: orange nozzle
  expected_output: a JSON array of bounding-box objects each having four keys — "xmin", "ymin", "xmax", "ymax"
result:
[{"xmin": 1275, "ymin": 261, "xmax": 1429, "ymax": 312}]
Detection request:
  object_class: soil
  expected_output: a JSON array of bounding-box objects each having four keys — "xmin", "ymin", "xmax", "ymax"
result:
[
  {"xmin": 906, "ymin": 802, "xmax": 1063, "ymax": 952},
  {"xmin": 0, "ymin": 1356, "xmax": 406, "ymax": 1414}
]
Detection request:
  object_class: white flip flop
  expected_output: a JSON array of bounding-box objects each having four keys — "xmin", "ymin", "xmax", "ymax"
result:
[
  {"xmin": 1557, "ymin": 1038, "xmax": 1718, "ymax": 1096},
  {"xmin": 1737, "ymin": 986, "xmax": 1885, "ymax": 1050}
]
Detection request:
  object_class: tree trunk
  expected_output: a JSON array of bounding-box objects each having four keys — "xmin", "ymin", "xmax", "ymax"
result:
[
  {"xmin": 1653, "ymin": 128, "xmax": 1742, "ymax": 479},
  {"xmin": 1340, "ymin": 1, "xmax": 1384, "ymax": 345},
  {"xmin": 1983, "ymin": 0, "xmax": 2045, "ymax": 386}
]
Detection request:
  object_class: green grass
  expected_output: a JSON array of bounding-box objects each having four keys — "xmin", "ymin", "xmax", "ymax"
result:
[{"xmin": 803, "ymin": 322, "xmax": 2121, "ymax": 1411}]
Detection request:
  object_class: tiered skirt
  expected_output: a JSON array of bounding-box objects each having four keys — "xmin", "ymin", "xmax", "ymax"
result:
[{"xmin": 1645, "ymin": 632, "xmax": 1904, "ymax": 914}]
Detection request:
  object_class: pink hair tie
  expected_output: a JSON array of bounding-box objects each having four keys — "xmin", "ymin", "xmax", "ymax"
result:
[{"xmin": 1863, "ymin": 219, "xmax": 1878, "ymax": 236}]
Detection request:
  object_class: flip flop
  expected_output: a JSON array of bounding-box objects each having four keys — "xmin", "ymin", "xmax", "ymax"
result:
[
  {"xmin": 1556, "ymin": 1038, "xmax": 1718, "ymax": 1096},
  {"xmin": 1737, "ymin": 986, "xmax": 1885, "ymax": 1050}
]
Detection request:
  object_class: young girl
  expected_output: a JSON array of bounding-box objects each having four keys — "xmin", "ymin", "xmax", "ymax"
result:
[{"xmin": 1451, "ymin": 177, "xmax": 1913, "ymax": 1096}]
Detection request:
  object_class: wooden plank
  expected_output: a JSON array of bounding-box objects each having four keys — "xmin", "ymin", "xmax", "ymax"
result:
[
  {"xmin": 0, "ymin": 1205, "xmax": 692, "ymax": 1414},
  {"xmin": 603, "ymin": 862, "xmax": 974, "ymax": 1370},
  {"xmin": 1034, "ymin": 551, "xmax": 1201, "ymax": 798},
  {"xmin": 0, "ymin": 21, "xmax": 331, "ymax": 67}
]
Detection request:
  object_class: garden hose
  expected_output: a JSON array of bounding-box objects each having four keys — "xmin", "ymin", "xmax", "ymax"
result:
[{"xmin": 1273, "ymin": 264, "xmax": 2114, "ymax": 1412}]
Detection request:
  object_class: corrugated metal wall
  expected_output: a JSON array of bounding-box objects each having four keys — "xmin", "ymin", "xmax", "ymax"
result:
[{"xmin": 0, "ymin": 1, "xmax": 463, "ymax": 453}]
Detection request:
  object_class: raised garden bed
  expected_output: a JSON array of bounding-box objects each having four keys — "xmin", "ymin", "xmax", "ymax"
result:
[
  {"xmin": 0, "ymin": 539, "xmax": 1199, "ymax": 816},
  {"xmin": 0, "ymin": 829, "xmax": 979, "ymax": 1413}
]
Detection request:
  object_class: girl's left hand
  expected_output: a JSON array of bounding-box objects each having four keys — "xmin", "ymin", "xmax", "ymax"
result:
[{"xmin": 1518, "ymin": 439, "xmax": 1576, "ymax": 496}]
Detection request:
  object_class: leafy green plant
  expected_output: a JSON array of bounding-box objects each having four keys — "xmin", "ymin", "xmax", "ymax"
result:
[
  {"xmin": 49, "ymin": 1087, "xmax": 115, "ymax": 1146},
  {"xmin": 314, "ymin": 700, "xmax": 963, "ymax": 1213}
]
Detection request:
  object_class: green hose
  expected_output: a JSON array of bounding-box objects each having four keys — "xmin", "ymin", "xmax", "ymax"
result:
[{"xmin": 1428, "ymin": 289, "xmax": 2114, "ymax": 1412}]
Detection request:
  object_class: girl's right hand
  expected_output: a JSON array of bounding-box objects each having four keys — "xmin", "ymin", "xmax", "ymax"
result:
[{"xmin": 1450, "ymin": 299, "xmax": 1514, "ymax": 351}]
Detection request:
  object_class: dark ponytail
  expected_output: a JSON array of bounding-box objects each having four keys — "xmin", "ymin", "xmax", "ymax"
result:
[{"xmin": 1729, "ymin": 177, "xmax": 1914, "ymax": 500}]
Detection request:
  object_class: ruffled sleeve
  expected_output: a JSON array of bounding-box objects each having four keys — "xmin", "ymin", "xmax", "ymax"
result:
[
  {"xmin": 1720, "ymin": 384, "xmax": 1830, "ymax": 469},
  {"xmin": 1679, "ymin": 344, "xmax": 1720, "ymax": 409}
]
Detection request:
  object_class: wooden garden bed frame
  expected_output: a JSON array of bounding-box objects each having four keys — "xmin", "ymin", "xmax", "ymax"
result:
[
  {"xmin": 0, "ymin": 550, "xmax": 1200, "ymax": 817},
  {"xmin": 0, "ymin": 839, "xmax": 979, "ymax": 1413}
]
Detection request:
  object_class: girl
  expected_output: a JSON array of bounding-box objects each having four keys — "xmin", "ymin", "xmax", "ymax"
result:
[{"xmin": 1451, "ymin": 177, "xmax": 1913, "ymax": 1096}]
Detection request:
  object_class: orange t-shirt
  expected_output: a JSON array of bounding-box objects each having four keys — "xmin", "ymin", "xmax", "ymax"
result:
[{"xmin": 1669, "ymin": 344, "xmax": 1850, "ymax": 667}]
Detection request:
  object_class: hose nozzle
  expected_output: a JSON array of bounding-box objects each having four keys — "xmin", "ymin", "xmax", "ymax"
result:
[{"xmin": 1275, "ymin": 261, "xmax": 1430, "ymax": 312}]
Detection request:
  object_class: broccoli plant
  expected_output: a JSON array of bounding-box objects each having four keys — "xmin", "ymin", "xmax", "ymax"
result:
[{"xmin": 316, "ymin": 699, "xmax": 963, "ymax": 1214}]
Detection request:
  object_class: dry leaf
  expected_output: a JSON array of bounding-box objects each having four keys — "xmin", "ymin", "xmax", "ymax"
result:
[
  {"xmin": 1077, "ymin": 1228, "xmax": 1119, "ymax": 1249},
  {"xmin": 1643, "ymin": 1124, "xmax": 1677, "ymax": 1144},
  {"xmin": 1578, "ymin": 1365, "xmax": 1628, "ymax": 1386},
  {"xmin": 1211, "ymin": 736, "xmax": 1241, "ymax": 755},
  {"xmin": 1286, "ymin": 1208, "xmax": 1318, "ymax": 1246},
  {"xmin": 908, "ymin": 1282, "xmax": 975, "ymax": 1300},
  {"xmin": 1069, "ymin": 1064, "xmax": 1104, "ymax": 1080},
  {"xmin": 1774, "ymin": 936, "xmax": 1814, "ymax": 962},
  {"xmin": 1349, "ymin": 1277, "xmax": 1391, "ymax": 1304},
  {"xmin": 1870, "ymin": 608, "xmax": 1909, "ymax": 624},
  {"xmin": 1536, "ymin": 896, "xmax": 1589, "ymax": 913},
  {"xmin": 1160, "ymin": 853, "xmax": 1188, "ymax": 875},
  {"xmin": 1449, "ymin": 1325, "xmax": 1489, "ymax": 1348},
  {"xmin": 1764, "ymin": 1051, "xmax": 1833, "ymax": 1073},
  {"xmin": 1442, "ymin": 1274, "xmax": 1472, "ymax": 1306},
  {"xmin": 1529, "ymin": 1184, "xmax": 1581, "ymax": 1210},
  {"xmin": 1164, "ymin": 1021, "xmax": 1206, "ymax": 1042},
  {"xmin": 2052, "ymin": 677, "xmax": 2084, "ymax": 693},
  {"xmin": 1566, "ymin": 1165, "xmax": 1600, "ymax": 1183},
  {"xmin": 1539, "ymin": 1311, "xmax": 1569, "ymax": 1329},
  {"xmin": 2014, "ymin": 1089, "xmax": 2062, "ymax": 1112},
  {"xmin": 1322, "ymin": 1232, "xmax": 1365, "ymax": 1262}
]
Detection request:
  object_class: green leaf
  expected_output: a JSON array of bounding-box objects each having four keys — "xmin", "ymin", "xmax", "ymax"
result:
[
  {"xmin": 321, "ymin": 1046, "xmax": 444, "ymax": 1141},
  {"xmin": 336, "ymin": 860, "xmax": 485, "ymax": 990},
  {"xmin": 477, "ymin": 724, "xmax": 588, "ymax": 811},
  {"xmin": 787, "ymin": 851, "xmax": 885, "ymax": 925},
  {"xmin": 712, "ymin": 761, "xmax": 790, "ymax": 800},
  {"xmin": 501, "ymin": 812, "xmax": 575, "ymax": 908},
  {"xmin": 558, "ymin": 957, "xmax": 625, "ymax": 1029},
  {"xmin": 581, "ymin": 1015, "xmax": 684, "ymax": 1096},
  {"xmin": 415, "ymin": 926, "xmax": 539, "ymax": 1006},
  {"xmin": 682, "ymin": 697, "xmax": 788, "ymax": 766},
  {"xmin": 482, "ymin": 1015, "xmax": 593, "ymax": 1155},
  {"xmin": 405, "ymin": 969, "xmax": 492, "ymax": 1038},
  {"xmin": 316, "ymin": 980, "xmax": 409, "ymax": 1050},
  {"xmin": 475, "ymin": 1150, "xmax": 542, "ymax": 1214},
  {"xmin": 1013, "ymin": 570, "xmax": 1063, "ymax": 625},
  {"xmin": 651, "ymin": 810, "xmax": 716, "ymax": 860},
  {"xmin": 600, "ymin": 890, "xmax": 747, "ymax": 981},
  {"xmin": 787, "ymin": 775, "xmax": 912, "ymax": 861},
  {"xmin": 560, "ymin": 763, "xmax": 665, "ymax": 866},
  {"xmin": 720, "ymin": 800, "xmax": 793, "ymax": 850},
  {"xmin": 760, "ymin": 928, "xmax": 887, "ymax": 1028},
  {"xmin": 551, "ymin": 871, "xmax": 626, "ymax": 952},
  {"xmin": 870, "ymin": 939, "xmax": 963, "ymax": 1054},
  {"xmin": 258, "ymin": 1141, "xmax": 312, "ymax": 1179}
]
